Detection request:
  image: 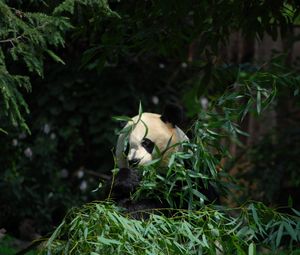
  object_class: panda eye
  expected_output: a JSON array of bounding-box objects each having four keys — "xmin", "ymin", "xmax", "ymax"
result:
[{"xmin": 141, "ymin": 138, "xmax": 154, "ymax": 153}]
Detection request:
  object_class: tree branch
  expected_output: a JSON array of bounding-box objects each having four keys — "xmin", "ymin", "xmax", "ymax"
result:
[{"xmin": 0, "ymin": 35, "xmax": 23, "ymax": 44}]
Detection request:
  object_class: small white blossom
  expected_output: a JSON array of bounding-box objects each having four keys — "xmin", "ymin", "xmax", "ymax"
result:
[
  {"xmin": 12, "ymin": 139, "xmax": 18, "ymax": 147},
  {"xmin": 80, "ymin": 181, "xmax": 88, "ymax": 191},
  {"xmin": 43, "ymin": 124, "xmax": 51, "ymax": 134},
  {"xmin": 50, "ymin": 133, "xmax": 56, "ymax": 140},
  {"xmin": 0, "ymin": 228, "xmax": 6, "ymax": 239},
  {"xmin": 24, "ymin": 147, "xmax": 33, "ymax": 159},
  {"xmin": 77, "ymin": 169, "xmax": 84, "ymax": 179},
  {"xmin": 159, "ymin": 63, "xmax": 165, "ymax": 69},
  {"xmin": 152, "ymin": 96, "xmax": 159, "ymax": 105},
  {"xmin": 181, "ymin": 62, "xmax": 188, "ymax": 68},
  {"xmin": 200, "ymin": 97, "xmax": 209, "ymax": 110},
  {"xmin": 60, "ymin": 169, "xmax": 69, "ymax": 178}
]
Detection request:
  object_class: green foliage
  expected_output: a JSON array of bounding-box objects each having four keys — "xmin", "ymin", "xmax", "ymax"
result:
[
  {"xmin": 0, "ymin": 0, "xmax": 117, "ymax": 130},
  {"xmin": 0, "ymin": 56, "xmax": 163, "ymax": 234},
  {"xmin": 0, "ymin": 66, "xmax": 141, "ymax": 232},
  {"xmin": 0, "ymin": 0, "xmax": 299, "ymax": 141},
  {"xmin": 211, "ymin": 56, "xmax": 300, "ymax": 206},
  {"xmin": 40, "ymin": 76, "xmax": 300, "ymax": 254},
  {"xmin": 0, "ymin": 1, "xmax": 71, "ymax": 130},
  {"xmin": 0, "ymin": 234, "xmax": 37, "ymax": 255},
  {"xmin": 113, "ymin": 75, "xmax": 278, "ymax": 211},
  {"xmin": 1, "ymin": 0, "xmax": 299, "ymax": 130},
  {"xmin": 42, "ymin": 202, "xmax": 300, "ymax": 255},
  {"xmin": 69, "ymin": 0, "xmax": 300, "ymax": 71},
  {"xmin": 0, "ymin": 0, "xmax": 124, "ymax": 231},
  {"xmin": 0, "ymin": 70, "xmax": 30, "ymax": 131},
  {"xmin": 184, "ymin": 53, "xmax": 300, "ymax": 116},
  {"xmin": 53, "ymin": 0, "xmax": 119, "ymax": 17}
]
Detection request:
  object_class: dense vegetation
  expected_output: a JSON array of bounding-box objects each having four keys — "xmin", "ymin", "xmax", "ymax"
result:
[
  {"xmin": 44, "ymin": 202, "xmax": 300, "ymax": 255},
  {"xmin": 1, "ymin": 0, "xmax": 300, "ymax": 253}
]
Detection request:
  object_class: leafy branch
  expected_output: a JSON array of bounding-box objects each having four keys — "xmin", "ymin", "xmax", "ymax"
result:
[
  {"xmin": 43, "ymin": 201, "xmax": 300, "ymax": 254},
  {"xmin": 0, "ymin": 0, "xmax": 117, "ymax": 131},
  {"xmin": 0, "ymin": 35, "xmax": 23, "ymax": 44}
]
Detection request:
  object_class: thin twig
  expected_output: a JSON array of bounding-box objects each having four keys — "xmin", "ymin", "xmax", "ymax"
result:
[
  {"xmin": 0, "ymin": 22, "xmax": 49, "ymax": 44},
  {"xmin": 85, "ymin": 169, "xmax": 110, "ymax": 180},
  {"xmin": 0, "ymin": 35, "xmax": 23, "ymax": 44}
]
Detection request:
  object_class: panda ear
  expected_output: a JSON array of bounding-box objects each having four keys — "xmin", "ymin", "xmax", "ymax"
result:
[{"xmin": 160, "ymin": 103, "xmax": 183, "ymax": 127}]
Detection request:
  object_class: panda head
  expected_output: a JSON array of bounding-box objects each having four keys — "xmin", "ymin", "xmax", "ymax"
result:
[{"xmin": 116, "ymin": 104, "xmax": 189, "ymax": 168}]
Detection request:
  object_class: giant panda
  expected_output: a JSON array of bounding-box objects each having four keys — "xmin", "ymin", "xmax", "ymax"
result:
[
  {"xmin": 108, "ymin": 104, "xmax": 189, "ymax": 215},
  {"xmin": 108, "ymin": 104, "xmax": 218, "ymax": 217}
]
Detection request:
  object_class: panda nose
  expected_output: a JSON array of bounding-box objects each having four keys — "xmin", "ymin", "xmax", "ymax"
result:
[{"xmin": 129, "ymin": 159, "xmax": 140, "ymax": 166}]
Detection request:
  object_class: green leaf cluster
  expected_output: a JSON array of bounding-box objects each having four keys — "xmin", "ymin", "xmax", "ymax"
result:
[
  {"xmin": 0, "ymin": 0, "xmax": 116, "ymax": 131},
  {"xmin": 0, "ymin": 1, "xmax": 70, "ymax": 130},
  {"xmin": 43, "ymin": 202, "xmax": 300, "ymax": 254}
]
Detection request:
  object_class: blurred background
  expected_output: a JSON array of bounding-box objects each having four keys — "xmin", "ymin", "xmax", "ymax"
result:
[{"xmin": 0, "ymin": 0, "xmax": 300, "ymax": 248}]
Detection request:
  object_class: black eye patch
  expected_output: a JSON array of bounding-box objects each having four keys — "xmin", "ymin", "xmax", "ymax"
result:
[{"xmin": 141, "ymin": 138, "xmax": 155, "ymax": 153}]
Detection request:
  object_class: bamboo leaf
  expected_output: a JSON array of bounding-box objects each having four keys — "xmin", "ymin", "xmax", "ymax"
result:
[
  {"xmin": 292, "ymin": 208, "xmax": 300, "ymax": 217},
  {"xmin": 84, "ymin": 227, "xmax": 88, "ymax": 239},
  {"xmin": 256, "ymin": 89, "xmax": 261, "ymax": 114},
  {"xmin": 46, "ymin": 49, "xmax": 65, "ymax": 65},
  {"xmin": 248, "ymin": 242, "xmax": 256, "ymax": 255},
  {"xmin": 276, "ymin": 224, "xmax": 284, "ymax": 247},
  {"xmin": 0, "ymin": 128, "xmax": 8, "ymax": 134},
  {"xmin": 98, "ymin": 235, "xmax": 122, "ymax": 245},
  {"xmin": 138, "ymin": 101, "xmax": 143, "ymax": 117},
  {"xmin": 112, "ymin": 116, "xmax": 132, "ymax": 122},
  {"xmin": 283, "ymin": 221, "xmax": 297, "ymax": 241}
]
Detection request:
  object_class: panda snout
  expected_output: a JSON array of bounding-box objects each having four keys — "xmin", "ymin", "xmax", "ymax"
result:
[{"xmin": 129, "ymin": 158, "xmax": 140, "ymax": 166}]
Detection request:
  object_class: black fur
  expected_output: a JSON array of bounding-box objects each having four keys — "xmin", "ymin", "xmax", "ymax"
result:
[
  {"xmin": 141, "ymin": 138, "xmax": 155, "ymax": 153},
  {"xmin": 117, "ymin": 198, "xmax": 164, "ymax": 220},
  {"xmin": 110, "ymin": 168, "xmax": 141, "ymax": 200},
  {"xmin": 160, "ymin": 103, "xmax": 183, "ymax": 126},
  {"xmin": 108, "ymin": 168, "xmax": 164, "ymax": 219}
]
